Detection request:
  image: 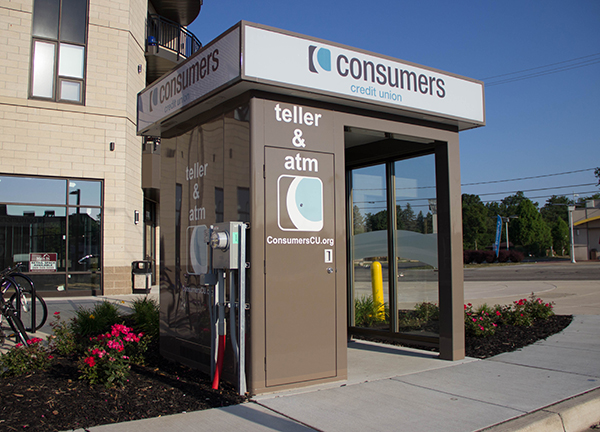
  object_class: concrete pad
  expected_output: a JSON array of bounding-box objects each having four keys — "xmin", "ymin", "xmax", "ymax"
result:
[
  {"xmin": 258, "ymin": 378, "xmax": 522, "ymax": 432},
  {"xmin": 346, "ymin": 339, "xmax": 476, "ymax": 384},
  {"xmin": 490, "ymin": 316, "xmax": 600, "ymax": 378},
  {"xmin": 80, "ymin": 403, "xmax": 314, "ymax": 432},
  {"xmin": 394, "ymin": 360, "xmax": 599, "ymax": 412}
]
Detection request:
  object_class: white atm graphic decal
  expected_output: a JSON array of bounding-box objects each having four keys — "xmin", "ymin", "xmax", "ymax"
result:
[{"xmin": 277, "ymin": 175, "xmax": 323, "ymax": 232}]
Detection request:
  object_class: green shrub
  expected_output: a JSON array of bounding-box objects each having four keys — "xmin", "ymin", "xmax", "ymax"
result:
[
  {"xmin": 71, "ymin": 301, "xmax": 124, "ymax": 340},
  {"xmin": 0, "ymin": 338, "xmax": 53, "ymax": 377},
  {"xmin": 129, "ymin": 297, "xmax": 159, "ymax": 341},
  {"xmin": 413, "ymin": 302, "xmax": 439, "ymax": 321},
  {"xmin": 355, "ymin": 295, "xmax": 387, "ymax": 327},
  {"xmin": 48, "ymin": 311, "xmax": 77, "ymax": 356}
]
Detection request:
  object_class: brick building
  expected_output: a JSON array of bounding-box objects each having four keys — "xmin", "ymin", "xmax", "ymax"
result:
[{"xmin": 0, "ymin": 0, "xmax": 202, "ymax": 295}]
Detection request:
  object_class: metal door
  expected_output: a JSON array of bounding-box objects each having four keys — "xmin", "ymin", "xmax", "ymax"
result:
[{"xmin": 264, "ymin": 146, "xmax": 337, "ymax": 387}]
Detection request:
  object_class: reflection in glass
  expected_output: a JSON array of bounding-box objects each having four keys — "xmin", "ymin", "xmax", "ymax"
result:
[
  {"xmin": 59, "ymin": 44, "xmax": 85, "ymax": 78},
  {"xmin": 68, "ymin": 180, "xmax": 101, "ymax": 206},
  {"xmin": 394, "ymin": 155, "xmax": 439, "ymax": 336},
  {"xmin": 0, "ymin": 176, "xmax": 66, "ymax": 205},
  {"xmin": 351, "ymin": 164, "xmax": 389, "ymax": 329},
  {"xmin": 0, "ymin": 205, "xmax": 66, "ymax": 272},
  {"xmin": 60, "ymin": 80, "xmax": 81, "ymax": 102},
  {"xmin": 32, "ymin": 0, "xmax": 60, "ymax": 39},
  {"xmin": 67, "ymin": 273, "xmax": 100, "ymax": 292},
  {"xmin": 68, "ymin": 207, "xmax": 101, "ymax": 273},
  {"xmin": 59, "ymin": 0, "xmax": 88, "ymax": 44},
  {"xmin": 31, "ymin": 41, "xmax": 56, "ymax": 98}
]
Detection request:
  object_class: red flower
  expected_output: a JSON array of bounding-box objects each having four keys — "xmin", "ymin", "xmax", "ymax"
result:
[
  {"xmin": 54, "ymin": 311, "xmax": 60, "ymax": 315},
  {"xmin": 84, "ymin": 356, "xmax": 96, "ymax": 367}
]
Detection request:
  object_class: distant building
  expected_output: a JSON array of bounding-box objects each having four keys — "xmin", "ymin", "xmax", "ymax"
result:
[
  {"xmin": 573, "ymin": 200, "xmax": 600, "ymax": 261},
  {"xmin": 0, "ymin": 0, "xmax": 202, "ymax": 296}
]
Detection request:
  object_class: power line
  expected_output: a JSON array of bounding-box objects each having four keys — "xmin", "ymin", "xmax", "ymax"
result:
[
  {"xmin": 352, "ymin": 168, "xmax": 597, "ymax": 192},
  {"xmin": 481, "ymin": 53, "xmax": 600, "ymax": 87},
  {"xmin": 481, "ymin": 52, "xmax": 600, "ymax": 80},
  {"xmin": 461, "ymin": 167, "xmax": 597, "ymax": 187}
]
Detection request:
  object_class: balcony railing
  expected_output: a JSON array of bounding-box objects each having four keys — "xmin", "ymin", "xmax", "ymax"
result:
[{"xmin": 146, "ymin": 14, "xmax": 202, "ymax": 61}]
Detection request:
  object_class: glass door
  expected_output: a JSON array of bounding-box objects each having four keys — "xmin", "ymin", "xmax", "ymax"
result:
[{"xmin": 348, "ymin": 154, "xmax": 439, "ymax": 343}]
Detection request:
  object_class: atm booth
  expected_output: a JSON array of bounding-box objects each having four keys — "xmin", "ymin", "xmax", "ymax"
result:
[{"xmin": 137, "ymin": 22, "xmax": 485, "ymax": 395}]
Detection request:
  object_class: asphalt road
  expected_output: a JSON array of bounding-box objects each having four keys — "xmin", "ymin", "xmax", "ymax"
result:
[
  {"xmin": 464, "ymin": 261, "xmax": 600, "ymax": 281},
  {"xmin": 353, "ymin": 261, "xmax": 600, "ymax": 283}
]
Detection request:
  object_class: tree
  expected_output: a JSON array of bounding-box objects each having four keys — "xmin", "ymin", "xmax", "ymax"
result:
[
  {"xmin": 500, "ymin": 191, "xmax": 528, "ymax": 217},
  {"xmin": 365, "ymin": 209, "xmax": 387, "ymax": 232},
  {"xmin": 396, "ymin": 203, "xmax": 417, "ymax": 232},
  {"xmin": 540, "ymin": 195, "xmax": 571, "ymax": 224},
  {"xmin": 513, "ymin": 198, "xmax": 552, "ymax": 256},
  {"xmin": 353, "ymin": 205, "xmax": 366, "ymax": 234},
  {"xmin": 462, "ymin": 194, "xmax": 489, "ymax": 249},
  {"xmin": 551, "ymin": 218, "xmax": 569, "ymax": 256},
  {"xmin": 541, "ymin": 196, "xmax": 572, "ymax": 256},
  {"xmin": 595, "ymin": 167, "xmax": 600, "ymax": 186}
]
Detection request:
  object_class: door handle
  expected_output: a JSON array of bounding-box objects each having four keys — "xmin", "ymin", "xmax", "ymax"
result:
[{"xmin": 327, "ymin": 267, "xmax": 334, "ymax": 274}]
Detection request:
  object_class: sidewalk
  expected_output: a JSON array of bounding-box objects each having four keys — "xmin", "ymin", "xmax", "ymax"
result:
[
  {"xmin": 3, "ymin": 281, "xmax": 599, "ymax": 432},
  {"xmin": 74, "ymin": 314, "xmax": 600, "ymax": 432}
]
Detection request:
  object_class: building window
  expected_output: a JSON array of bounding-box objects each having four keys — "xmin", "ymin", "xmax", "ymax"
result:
[
  {"xmin": 0, "ymin": 175, "xmax": 102, "ymax": 294},
  {"xmin": 30, "ymin": 0, "xmax": 88, "ymax": 104}
]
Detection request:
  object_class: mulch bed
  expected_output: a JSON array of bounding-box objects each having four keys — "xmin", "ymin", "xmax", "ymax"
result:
[
  {"xmin": 0, "ymin": 315, "xmax": 573, "ymax": 431},
  {"xmin": 0, "ymin": 346, "xmax": 246, "ymax": 432}
]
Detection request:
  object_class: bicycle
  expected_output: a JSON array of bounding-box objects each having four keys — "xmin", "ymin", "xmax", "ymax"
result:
[
  {"xmin": 0, "ymin": 269, "xmax": 30, "ymax": 345},
  {"xmin": 0, "ymin": 263, "xmax": 48, "ymax": 332}
]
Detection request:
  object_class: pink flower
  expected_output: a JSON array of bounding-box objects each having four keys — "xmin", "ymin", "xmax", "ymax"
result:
[
  {"xmin": 15, "ymin": 343, "xmax": 23, "ymax": 348},
  {"xmin": 54, "ymin": 311, "xmax": 60, "ymax": 315},
  {"xmin": 492, "ymin": 323, "xmax": 497, "ymax": 327},
  {"xmin": 48, "ymin": 355, "xmax": 54, "ymax": 359},
  {"xmin": 496, "ymin": 311, "xmax": 501, "ymax": 316},
  {"xmin": 472, "ymin": 318, "xmax": 477, "ymax": 322},
  {"xmin": 479, "ymin": 325, "xmax": 484, "ymax": 331}
]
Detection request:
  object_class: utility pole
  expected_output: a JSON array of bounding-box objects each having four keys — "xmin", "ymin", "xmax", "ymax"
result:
[{"xmin": 568, "ymin": 205, "xmax": 576, "ymax": 263}]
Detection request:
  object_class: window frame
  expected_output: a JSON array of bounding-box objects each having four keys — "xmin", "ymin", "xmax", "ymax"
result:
[{"xmin": 29, "ymin": 0, "xmax": 89, "ymax": 105}]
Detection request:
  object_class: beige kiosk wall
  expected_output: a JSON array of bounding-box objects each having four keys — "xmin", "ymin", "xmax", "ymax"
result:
[
  {"xmin": 248, "ymin": 96, "xmax": 464, "ymax": 394},
  {"xmin": 249, "ymin": 98, "xmax": 348, "ymax": 393}
]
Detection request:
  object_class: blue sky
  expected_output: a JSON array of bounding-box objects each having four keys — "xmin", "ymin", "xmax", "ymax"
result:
[{"xmin": 187, "ymin": 0, "xmax": 600, "ymax": 207}]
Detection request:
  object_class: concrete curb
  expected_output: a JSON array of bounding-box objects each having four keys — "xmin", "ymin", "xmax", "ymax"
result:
[{"xmin": 479, "ymin": 387, "xmax": 600, "ymax": 432}]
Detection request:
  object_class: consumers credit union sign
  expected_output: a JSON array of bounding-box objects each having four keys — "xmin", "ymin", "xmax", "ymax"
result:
[{"xmin": 137, "ymin": 22, "xmax": 484, "ymax": 135}]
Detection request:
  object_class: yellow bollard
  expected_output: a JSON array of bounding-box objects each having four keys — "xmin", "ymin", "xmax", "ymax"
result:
[{"xmin": 370, "ymin": 261, "xmax": 385, "ymax": 321}]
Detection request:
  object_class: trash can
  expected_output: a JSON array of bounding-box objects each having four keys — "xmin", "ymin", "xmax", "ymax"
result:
[
  {"xmin": 591, "ymin": 249, "xmax": 598, "ymax": 260},
  {"xmin": 131, "ymin": 260, "xmax": 152, "ymax": 293}
]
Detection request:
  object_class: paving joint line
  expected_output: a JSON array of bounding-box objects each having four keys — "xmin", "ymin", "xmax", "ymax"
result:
[
  {"xmin": 390, "ymin": 378, "xmax": 528, "ymax": 414},
  {"xmin": 486, "ymin": 358, "xmax": 600, "ymax": 380},
  {"xmin": 252, "ymin": 400, "xmax": 324, "ymax": 432}
]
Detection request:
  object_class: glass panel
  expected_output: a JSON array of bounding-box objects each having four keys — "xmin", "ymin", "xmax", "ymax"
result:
[
  {"xmin": 394, "ymin": 154, "xmax": 439, "ymax": 336},
  {"xmin": 351, "ymin": 164, "xmax": 389, "ymax": 329},
  {"xmin": 32, "ymin": 0, "xmax": 60, "ymax": 39},
  {"xmin": 0, "ymin": 176, "xmax": 66, "ymax": 205},
  {"xmin": 68, "ymin": 207, "xmax": 101, "ymax": 272},
  {"xmin": 237, "ymin": 187, "xmax": 250, "ymax": 222},
  {"xmin": 25, "ymin": 273, "xmax": 67, "ymax": 293},
  {"xmin": 31, "ymin": 41, "xmax": 56, "ymax": 98},
  {"xmin": 67, "ymin": 273, "xmax": 100, "ymax": 293},
  {"xmin": 68, "ymin": 180, "xmax": 101, "ymax": 206},
  {"xmin": 60, "ymin": 0, "xmax": 88, "ymax": 44},
  {"xmin": 59, "ymin": 80, "xmax": 81, "ymax": 102},
  {"xmin": 0, "ymin": 205, "xmax": 66, "ymax": 272},
  {"xmin": 215, "ymin": 187, "xmax": 224, "ymax": 223},
  {"xmin": 58, "ymin": 44, "xmax": 84, "ymax": 78}
]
